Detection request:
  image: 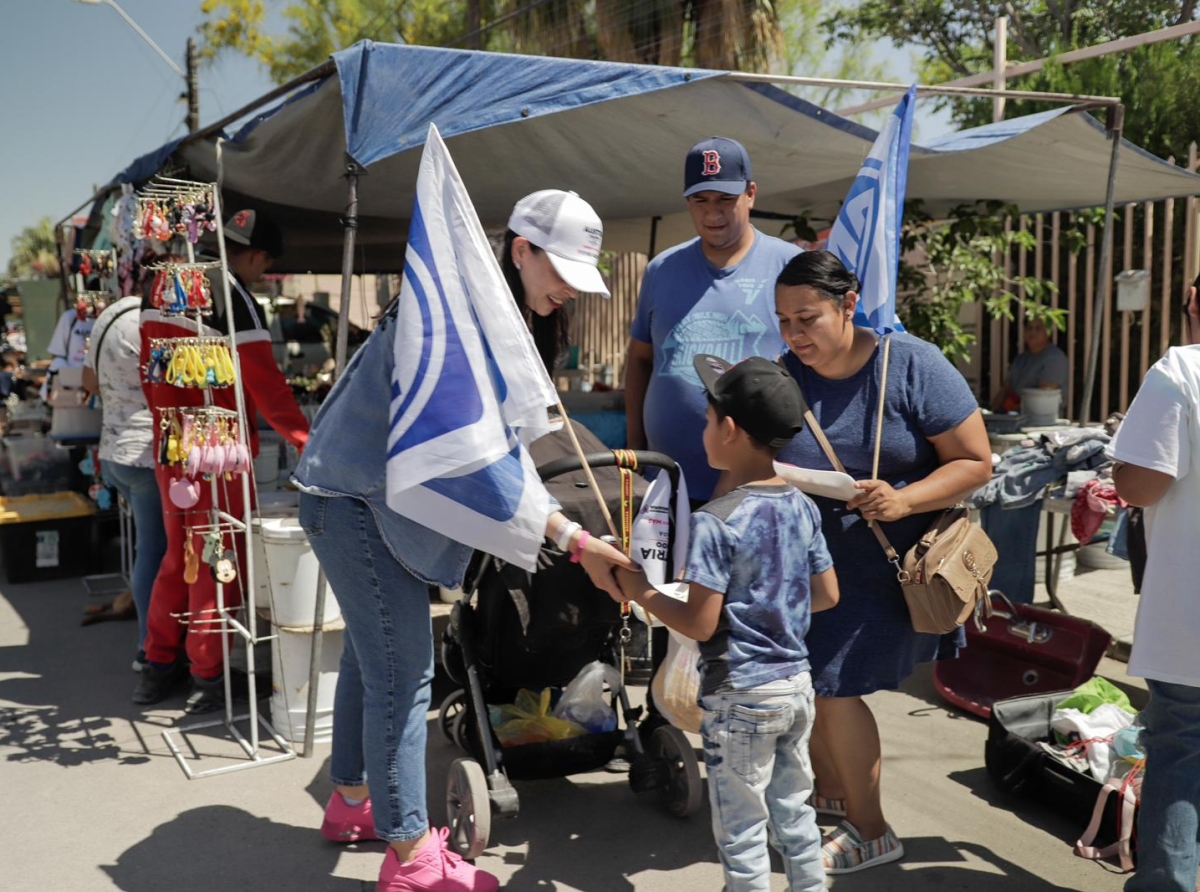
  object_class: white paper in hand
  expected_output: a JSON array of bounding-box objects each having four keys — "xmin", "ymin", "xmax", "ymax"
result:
[
  {"xmin": 629, "ymin": 468, "xmax": 689, "ymax": 627},
  {"xmin": 774, "ymin": 461, "xmax": 858, "ymax": 501}
]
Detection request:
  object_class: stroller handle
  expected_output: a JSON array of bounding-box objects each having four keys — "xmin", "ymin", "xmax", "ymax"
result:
[{"xmin": 537, "ymin": 450, "xmax": 679, "ymax": 485}]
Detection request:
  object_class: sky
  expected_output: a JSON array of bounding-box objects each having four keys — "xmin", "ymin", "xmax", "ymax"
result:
[{"xmin": 0, "ymin": 1, "xmax": 951, "ymax": 271}]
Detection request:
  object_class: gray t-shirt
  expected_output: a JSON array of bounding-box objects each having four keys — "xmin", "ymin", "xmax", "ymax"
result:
[
  {"xmin": 685, "ymin": 483, "xmax": 832, "ymax": 695},
  {"xmin": 1009, "ymin": 344, "xmax": 1069, "ymax": 395}
]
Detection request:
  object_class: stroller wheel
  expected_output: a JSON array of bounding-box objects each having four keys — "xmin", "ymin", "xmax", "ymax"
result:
[
  {"xmin": 451, "ymin": 708, "xmax": 472, "ymax": 753},
  {"xmin": 650, "ymin": 725, "xmax": 703, "ymax": 818},
  {"xmin": 438, "ymin": 690, "xmax": 468, "ymax": 746},
  {"xmin": 446, "ymin": 757, "xmax": 491, "ymax": 860}
]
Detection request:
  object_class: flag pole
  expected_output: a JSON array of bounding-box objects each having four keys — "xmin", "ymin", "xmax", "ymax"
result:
[
  {"xmin": 552, "ymin": 395, "xmax": 620, "ymax": 541},
  {"xmin": 872, "ymin": 335, "xmax": 891, "ymax": 480}
]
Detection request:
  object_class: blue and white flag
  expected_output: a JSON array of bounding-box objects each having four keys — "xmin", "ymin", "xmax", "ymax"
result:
[
  {"xmin": 826, "ymin": 85, "xmax": 916, "ymax": 334},
  {"xmin": 386, "ymin": 124, "xmax": 558, "ymax": 571}
]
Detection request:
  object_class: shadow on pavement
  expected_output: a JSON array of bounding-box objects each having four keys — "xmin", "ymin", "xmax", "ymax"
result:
[
  {"xmin": 100, "ymin": 804, "xmax": 367, "ymax": 891},
  {"xmin": 829, "ymin": 839, "xmax": 1092, "ymax": 890}
]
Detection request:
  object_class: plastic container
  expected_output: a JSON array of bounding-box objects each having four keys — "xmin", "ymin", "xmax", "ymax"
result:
[
  {"xmin": 254, "ymin": 440, "xmax": 281, "ymax": 486},
  {"xmin": 1, "ymin": 435, "xmax": 73, "ymax": 494},
  {"xmin": 1021, "ymin": 388, "xmax": 1062, "ymax": 426},
  {"xmin": 49, "ymin": 405, "xmax": 103, "ymax": 439},
  {"xmin": 0, "ymin": 492, "xmax": 97, "ymax": 583},
  {"xmin": 270, "ymin": 626, "xmax": 342, "ymax": 745},
  {"xmin": 256, "ymin": 515, "xmax": 340, "ymax": 627}
]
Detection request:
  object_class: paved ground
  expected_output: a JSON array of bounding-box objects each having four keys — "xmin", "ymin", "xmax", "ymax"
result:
[{"xmin": 0, "ymin": 562, "xmax": 1148, "ymax": 891}]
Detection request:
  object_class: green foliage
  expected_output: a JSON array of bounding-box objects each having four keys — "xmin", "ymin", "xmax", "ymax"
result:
[
  {"xmin": 7, "ymin": 218, "xmax": 60, "ymax": 280},
  {"xmin": 823, "ymin": 1, "xmax": 1200, "ymax": 161},
  {"xmin": 197, "ymin": 0, "xmax": 797, "ymax": 83}
]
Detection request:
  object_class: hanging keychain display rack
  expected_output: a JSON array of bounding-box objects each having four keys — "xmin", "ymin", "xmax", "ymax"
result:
[{"xmin": 144, "ymin": 175, "xmax": 296, "ymax": 779}]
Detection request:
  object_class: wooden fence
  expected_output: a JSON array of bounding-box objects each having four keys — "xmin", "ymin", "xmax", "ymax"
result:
[
  {"xmin": 569, "ymin": 146, "xmax": 1200, "ymax": 417},
  {"xmin": 981, "ymin": 143, "xmax": 1200, "ymax": 421}
]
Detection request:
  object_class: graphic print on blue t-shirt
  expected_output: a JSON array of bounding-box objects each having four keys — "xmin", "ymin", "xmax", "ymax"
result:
[
  {"xmin": 684, "ymin": 484, "xmax": 832, "ymax": 696},
  {"xmin": 630, "ymin": 231, "xmax": 801, "ymax": 499}
]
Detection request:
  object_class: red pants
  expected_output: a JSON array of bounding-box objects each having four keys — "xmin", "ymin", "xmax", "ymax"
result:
[{"xmin": 143, "ymin": 465, "xmax": 253, "ymax": 679}]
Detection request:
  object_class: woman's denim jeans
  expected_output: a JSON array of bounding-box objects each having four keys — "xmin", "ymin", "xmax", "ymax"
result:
[
  {"xmin": 102, "ymin": 461, "xmax": 167, "ymax": 653},
  {"xmin": 700, "ymin": 673, "xmax": 824, "ymax": 892},
  {"xmin": 300, "ymin": 493, "xmax": 435, "ymax": 843},
  {"xmin": 1126, "ymin": 679, "xmax": 1200, "ymax": 892}
]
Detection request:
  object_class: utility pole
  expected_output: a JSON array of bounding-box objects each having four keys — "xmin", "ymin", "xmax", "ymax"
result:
[
  {"xmin": 186, "ymin": 37, "xmax": 200, "ymax": 133},
  {"xmin": 466, "ymin": 0, "xmax": 482, "ymax": 49}
]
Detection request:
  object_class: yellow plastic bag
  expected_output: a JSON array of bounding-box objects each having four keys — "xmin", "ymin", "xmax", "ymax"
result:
[{"xmin": 489, "ymin": 688, "xmax": 586, "ymax": 747}]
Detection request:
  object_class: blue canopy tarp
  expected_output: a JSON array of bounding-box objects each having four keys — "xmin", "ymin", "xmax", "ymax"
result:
[{"xmin": 151, "ymin": 40, "xmax": 1200, "ymax": 271}]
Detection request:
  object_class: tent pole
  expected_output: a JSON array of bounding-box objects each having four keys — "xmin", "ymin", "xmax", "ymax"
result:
[
  {"xmin": 648, "ymin": 215, "xmax": 661, "ymax": 258},
  {"xmin": 1077, "ymin": 105, "xmax": 1124, "ymax": 424},
  {"xmin": 302, "ymin": 160, "xmax": 362, "ymax": 757}
]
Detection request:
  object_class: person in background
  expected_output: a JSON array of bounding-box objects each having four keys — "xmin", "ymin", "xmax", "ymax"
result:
[
  {"xmin": 133, "ymin": 210, "xmax": 309, "ymax": 714},
  {"xmin": 990, "ymin": 315, "xmax": 1069, "ymax": 413},
  {"xmin": 40, "ymin": 300, "xmax": 97, "ymax": 402},
  {"xmin": 82, "ymin": 295, "xmax": 167, "ymax": 672},
  {"xmin": 294, "ymin": 190, "xmax": 631, "ymax": 892},
  {"xmin": 1109, "ymin": 275, "xmax": 1200, "ymax": 892},
  {"xmin": 774, "ymin": 251, "xmax": 991, "ymax": 875},
  {"xmin": 601, "ymin": 354, "xmax": 839, "ymax": 892}
]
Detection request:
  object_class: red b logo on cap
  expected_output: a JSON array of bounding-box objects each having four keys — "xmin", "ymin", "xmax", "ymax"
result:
[
  {"xmin": 701, "ymin": 150, "xmax": 721, "ymax": 176},
  {"xmin": 233, "ymin": 210, "xmax": 251, "ymax": 228}
]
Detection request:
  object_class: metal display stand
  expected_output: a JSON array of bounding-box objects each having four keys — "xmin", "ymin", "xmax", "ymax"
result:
[{"xmin": 138, "ymin": 177, "xmax": 296, "ymax": 778}]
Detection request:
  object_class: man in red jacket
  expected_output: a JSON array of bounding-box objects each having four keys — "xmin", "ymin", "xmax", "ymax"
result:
[{"xmin": 134, "ymin": 210, "xmax": 309, "ymax": 713}]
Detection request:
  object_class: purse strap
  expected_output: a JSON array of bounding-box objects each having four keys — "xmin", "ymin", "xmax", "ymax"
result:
[{"xmin": 801, "ymin": 404, "xmax": 906, "ymax": 578}]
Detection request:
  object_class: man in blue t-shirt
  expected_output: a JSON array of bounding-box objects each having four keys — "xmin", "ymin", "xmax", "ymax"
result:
[{"xmin": 625, "ymin": 136, "xmax": 801, "ymax": 501}]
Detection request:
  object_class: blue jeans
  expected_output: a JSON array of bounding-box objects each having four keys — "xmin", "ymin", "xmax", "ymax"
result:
[
  {"xmin": 102, "ymin": 461, "xmax": 167, "ymax": 653},
  {"xmin": 700, "ymin": 673, "xmax": 824, "ymax": 892},
  {"xmin": 1126, "ymin": 679, "xmax": 1200, "ymax": 892},
  {"xmin": 300, "ymin": 493, "xmax": 435, "ymax": 843}
]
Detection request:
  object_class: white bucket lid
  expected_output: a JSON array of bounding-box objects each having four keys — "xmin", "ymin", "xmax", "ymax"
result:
[{"xmin": 259, "ymin": 516, "xmax": 310, "ymax": 542}]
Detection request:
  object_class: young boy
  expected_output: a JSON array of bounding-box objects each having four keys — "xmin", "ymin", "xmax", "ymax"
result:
[{"xmin": 604, "ymin": 354, "xmax": 839, "ymax": 892}]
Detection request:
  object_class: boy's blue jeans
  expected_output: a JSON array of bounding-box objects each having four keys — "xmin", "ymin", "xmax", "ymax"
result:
[
  {"xmin": 300, "ymin": 493, "xmax": 436, "ymax": 843},
  {"xmin": 700, "ymin": 673, "xmax": 824, "ymax": 892},
  {"xmin": 1126, "ymin": 679, "xmax": 1200, "ymax": 892}
]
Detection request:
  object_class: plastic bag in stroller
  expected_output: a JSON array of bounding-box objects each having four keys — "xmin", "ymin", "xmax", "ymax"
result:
[{"xmin": 439, "ymin": 422, "xmax": 702, "ymax": 859}]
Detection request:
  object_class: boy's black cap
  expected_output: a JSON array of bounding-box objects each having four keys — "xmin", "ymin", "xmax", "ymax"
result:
[{"xmin": 694, "ymin": 354, "xmax": 806, "ymax": 448}]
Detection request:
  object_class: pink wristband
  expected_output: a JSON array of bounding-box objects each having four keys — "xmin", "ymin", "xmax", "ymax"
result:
[{"xmin": 569, "ymin": 530, "xmax": 590, "ymax": 563}]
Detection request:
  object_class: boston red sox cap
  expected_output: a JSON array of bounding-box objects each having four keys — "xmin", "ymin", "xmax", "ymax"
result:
[{"xmin": 684, "ymin": 136, "xmax": 753, "ymax": 198}]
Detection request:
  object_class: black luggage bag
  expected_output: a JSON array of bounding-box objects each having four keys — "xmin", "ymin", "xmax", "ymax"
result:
[{"xmin": 985, "ymin": 690, "xmax": 1133, "ymax": 858}]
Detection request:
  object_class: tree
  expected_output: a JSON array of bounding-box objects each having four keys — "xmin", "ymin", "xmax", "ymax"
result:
[
  {"xmin": 7, "ymin": 218, "xmax": 60, "ymax": 280},
  {"xmin": 824, "ymin": 1, "xmax": 1200, "ymax": 160},
  {"xmin": 198, "ymin": 0, "xmax": 793, "ymax": 82}
]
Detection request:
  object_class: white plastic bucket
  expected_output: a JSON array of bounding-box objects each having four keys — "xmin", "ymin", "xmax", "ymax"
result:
[
  {"xmin": 1021, "ymin": 388, "xmax": 1061, "ymax": 426},
  {"xmin": 270, "ymin": 627, "xmax": 342, "ymax": 745},
  {"xmin": 257, "ymin": 516, "xmax": 341, "ymax": 627},
  {"xmin": 254, "ymin": 441, "xmax": 281, "ymax": 485}
]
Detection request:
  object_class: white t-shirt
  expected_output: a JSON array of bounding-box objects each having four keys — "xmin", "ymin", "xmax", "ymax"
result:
[
  {"xmin": 1107, "ymin": 345, "xmax": 1200, "ymax": 686},
  {"xmin": 47, "ymin": 308, "xmax": 95, "ymax": 370},
  {"xmin": 82, "ymin": 296, "xmax": 154, "ymax": 469}
]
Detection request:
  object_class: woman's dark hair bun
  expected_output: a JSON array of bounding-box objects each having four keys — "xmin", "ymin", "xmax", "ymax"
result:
[{"xmin": 776, "ymin": 250, "xmax": 859, "ymax": 300}]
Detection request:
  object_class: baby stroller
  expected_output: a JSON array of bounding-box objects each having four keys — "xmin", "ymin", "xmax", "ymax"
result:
[{"xmin": 438, "ymin": 428, "xmax": 701, "ymax": 859}]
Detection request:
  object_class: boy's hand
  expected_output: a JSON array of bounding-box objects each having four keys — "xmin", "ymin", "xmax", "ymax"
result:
[
  {"xmin": 1186, "ymin": 284, "xmax": 1200, "ymax": 347},
  {"xmin": 847, "ymin": 479, "xmax": 911, "ymax": 522},
  {"xmin": 577, "ymin": 534, "xmax": 635, "ymax": 601}
]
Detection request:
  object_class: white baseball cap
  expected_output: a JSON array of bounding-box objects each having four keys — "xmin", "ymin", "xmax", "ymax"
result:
[{"xmin": 508, "ymin": 190, "xmax": 610, "ymax": 297}]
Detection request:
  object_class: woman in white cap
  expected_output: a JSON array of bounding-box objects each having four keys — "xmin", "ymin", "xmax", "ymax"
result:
[{"xmin": 293, "ymin": 190, "xmax": 630, "ymax": 892}]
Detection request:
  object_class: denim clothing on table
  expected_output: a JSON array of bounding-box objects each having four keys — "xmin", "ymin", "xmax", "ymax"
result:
[
  {"xmin": 700, "ymin": 674, "xmax": 823, "ymax": 892},
  {"xmin": 291, "ymin": 303, "xmax": 473, "ymax": 589},
  {"xmin": 101, "ymin": 460, "xmax": 166, "ymax": 652},
  {"xmin": 1125, "ymin": 680, "xmax": 1200, "ymax": 892},
  {"xmin": 686, "ymin": 484, "xmax": 831, "ymax": 696},
  {"xmin": 980, "ymin": 500, "xmax": 1042, "ymax": 605},
  {"xmin": 301, "ymin": 493, "xmax": 435, "ymax": 843}
]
